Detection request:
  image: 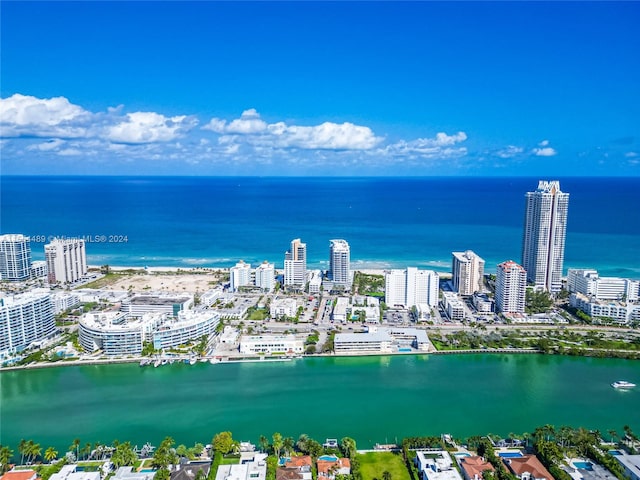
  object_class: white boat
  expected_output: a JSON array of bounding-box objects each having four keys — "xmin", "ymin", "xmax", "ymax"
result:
[{"xmin": 611, "ymin": 380, "xmax": 636, "ymax": 389}]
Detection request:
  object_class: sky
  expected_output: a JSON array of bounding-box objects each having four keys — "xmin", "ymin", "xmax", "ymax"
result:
[{"xmin": 1, "ymin": 1, "xmax": 639, "ymax": 176}]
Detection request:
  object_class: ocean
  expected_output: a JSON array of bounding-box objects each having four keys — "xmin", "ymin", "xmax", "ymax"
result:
[{"xmin": 1, "ymin": 176, "xmax": 638, "ymax": 277}]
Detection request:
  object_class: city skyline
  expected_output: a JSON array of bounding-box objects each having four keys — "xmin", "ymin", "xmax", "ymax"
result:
[{"xmin": 1, "ymin": 2, "xmax": 639, "ymax": 177}]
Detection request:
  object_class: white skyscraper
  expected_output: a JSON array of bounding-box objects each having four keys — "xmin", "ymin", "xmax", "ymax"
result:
[
  {"xmin": 451, "ymin": 250, "xmax": 485, "ymax": 296},
  {"xmin": 495, "ymin": 260, "xmax": 527, "ymax": 314},
  {"xmin": 385, "ymin": 268, "xmax": 439, "ymax": 308},
  {"xmin": 0, "ymin": 291, "xmax": 55, "ymax": 357},
  {"xmin": 284, "ymin": 238, "xmax": 307, "ymax": 287},
  {"xmin": 521, "ymin": 180, "xmax": 569, "ymax": 292},
  {"xmin": 254, "ymin": 261, "xmax": 275, "ymax": 292},
  {"xmin": 0, "ymin": 234, "xmax": 32, "ymax": 281},
  {"xmin": 45, "ymin": 238, "xmax": 87, "ymax": 284},
  {"xmin": 329, "ymin": 239, "xmax": 350, "ymax": 286},
  {"xmin": 230, "ymin": 261, "xmax": 251, "ymax": 292}
]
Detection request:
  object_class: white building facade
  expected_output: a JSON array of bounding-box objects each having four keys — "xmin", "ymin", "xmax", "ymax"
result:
[
  {"xmin": 385, "ymin": 268, "xmax": 439, "ymax": 308},
  {"xmin": 0, "ymin": 234, "xmax": 32, "ymax": 281},
  {"xmin": 0, "ymin": 291, "xmax": 55, "ymax": 357},
  {"xmin": 496, "ymin": 260, "xmax": 527, "ymax": 314},
  {"xmin": 521, "ymin": 180, "xmax": 569, "ymax": 292},
  {"xmin": 329, "ymin": 239, "xmax": 350, "ymax": 286},
  {"xmin": 230, "ymin": 261, "xmax": 252, "ymax": 292},
  {"xmin": 270, "ymin": 297, "xmax": 297, "ymax": 319},
  {"xmin": 239, "ymin": 334, "xmax": 304, "ymax": 355},
  {"xmin": 452, "ymin": 250, "xmax": 485, "ymax": 296},
  {"xmin": 45, "ymin": 238, "xmax": 87, "ymax": 284},
  {"xmin": 284, "ymin": 238, "xmax": 307, "ymax": 287},
  {"xmin": 442, "ymin": 291, "xmax": 465, "ymax": 321},
  {"xmin": 567, "ymin": 268, "xmax": 639, "ymax": 302},
  {"xmin": 254, "ymin": 262, "xmax": 275, "ymax": 292}
]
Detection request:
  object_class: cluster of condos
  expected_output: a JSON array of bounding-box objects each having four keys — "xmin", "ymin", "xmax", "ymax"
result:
[{"xmin": 2, "ymin": 180, "xmax": 640, "ymax": 361}]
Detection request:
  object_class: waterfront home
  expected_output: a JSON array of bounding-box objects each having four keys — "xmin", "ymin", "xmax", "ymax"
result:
[
  {"xmin": 170, "ymin": 461, "xmax": 212, "ymax": 480},
  {"xmin": 0, "ymin": 471, "xmax": 39, "ymax": 480},
  {"xmin": 49, "ymin": 465, "xmax": 100, "ymax": 480},
  {"xmin": 612, "ymin": 452, "xmax": 640, "ymax": 480},
  {"xmin": 415, "ymin": 451, "xmax": 463, "ymax": 480},
  {"xmin": 458, "ymin": 456, "xmax": 495, "ymax": 480},
  {"xmin": 503, "ymin": 455, "xmax": 555, "ymax": 480},
  {"xmin": 113, "ymin": 467, "xmax": 155, "ymax": 480},
  {"xmin": 277, "ymin": 456, "xmax": 312, "ymax": 480},
  {"xmin": 317, "ymin": 457, "xmax": 351, "ymax": 480},
  {"xmin": 214, "ymin": 454, "xmax": 266, "ymax": 480}
]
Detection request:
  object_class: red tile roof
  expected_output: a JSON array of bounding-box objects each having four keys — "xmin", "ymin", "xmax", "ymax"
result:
[
  {"xmin": 460, "ymin": 456, "xmax": 495, "ymax": 480},
  {"xmin": 317, "ymin": 458, "xmax": 351, "ymax": 476},
  {"xmin": 284, "ymin": 456, "xmax": 312, "ymax": 468},
  {"xmin": 503, "ymin": 455, "xmax": 555, "ymax": 480},
  {"xmin": 0, "ymin": 471, "xmax": 39, "ymax": 480}
]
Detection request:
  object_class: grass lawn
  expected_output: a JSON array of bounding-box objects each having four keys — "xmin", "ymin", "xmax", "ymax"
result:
[
  {"xmin": 220, "ymin": 455, "xmax": 240, "ymax": 465},
  {"xmin": 357, "ymin": 452, "xmax": 411, "ymax": 480}
]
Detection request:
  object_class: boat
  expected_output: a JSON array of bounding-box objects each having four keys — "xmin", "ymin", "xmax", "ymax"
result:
[
  {"xmin": 611, "ymin": 380, "xmax": 636, "ymax": 389},
  {"xmin": 189, "ymin": 357, "xmax": 197, "ymax": 365},
  {"xmin": 153, "ymin": 358, "xmax": 161, "ymax": 368}
]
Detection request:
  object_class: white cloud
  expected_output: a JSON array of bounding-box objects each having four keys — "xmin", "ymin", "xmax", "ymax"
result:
[
  {"xmin": 0, "ymin": 93, "xmax": 90, "ymax": 138},
  {"xmin": 204, "ymin": 109, "xmax": 382, "ymax": 150},
  {"xmin": 625, "ymin": 151, "xmax": 638, "ymax": 158},
  {"xmin": 496, "ymin": 145, "xmax": 524, "ymax": 158},
  {"xmin": 539, "ymin": 139, "xmax": 550, "ymax": 147},
  {"xmin": 382, "ymin": 132, "xmax": 468, "ymax": 158},
  {"xmin": 106, "ymin": 112, "xmax": 197, "ymax": 144},
  {"xmin": 532, "ymin": 147, "xmax": 557, "ymax": 157},
  {"xmin": 27, "ymin": 139, "xmax": 66, "ymax": 151}
]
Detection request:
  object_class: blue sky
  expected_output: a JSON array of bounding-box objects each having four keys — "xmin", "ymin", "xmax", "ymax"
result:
[{"xmin": 1, "ymin": 1, "xmax": 639, "ymax": 176}]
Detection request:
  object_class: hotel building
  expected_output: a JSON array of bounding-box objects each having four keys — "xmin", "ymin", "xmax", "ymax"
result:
[
  {"xmin": 496, "ymin": 260, "xmax": 527, "ymax": 314},
  {"xmin": 385, "ymin": 268, "xmax": 439, "ymax": 308},
  {"xmin": 45, "ymin": 237, "xmax": 87, "ymax": 284},
  {"xmin": 230, "ymin": 260, "xmax": 251, "ymax": 292},
  {"xmin": 0, "ymin": 291, "xmax": 55, "ymax": 357},
  {"xmin": 567, "ymin": 268, "xmax": 639, "ymax": 302},
  {"xmin": 284, "ymin": 238, "xmax": 307, "ymax": 287},
  {"xmin": 451, "ymin": 250, "xmax": 485, "ymax": 296},
  {"xmin": 521, "ymin": 180, "xmax": 569, "ymax": 292},
  {"xmin": 239, "ymin": 334, "xmax": 304, "ymax": 355},
  {"xmin": 329, "ymin": 239, "xmax": 350, "ymax": 286},
  {"xmin": 0, "ymin": 234, "xmax": 32, "ymax": 281},
  {"xmin": 254, "ymin": 261, "xmax": 275, "ymax": 292}
]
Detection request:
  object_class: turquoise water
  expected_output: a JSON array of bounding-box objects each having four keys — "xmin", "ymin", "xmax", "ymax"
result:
[
  {"xmin": 499, "ymin": 452, "xmax": 524, "ymax": 458},
  {"xmin": 318, "ymin": 455, "xmax": 338, "ymax": 461},
  {"xmin": 572, "ymin": 462, "xmax": 593, "ymax": 470},
  {"xmin": 1, "ymin": 354, "xmax": 639, "ymax": 453},
  {"xmin": 1, "ymin": 176, "xmax": 639, "ymax": 276}
]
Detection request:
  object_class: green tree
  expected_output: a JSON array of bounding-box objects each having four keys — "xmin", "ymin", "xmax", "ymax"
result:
[
  {"xmin": 44, "ymin": 447, "xmax": 58, "ymax": 463},
  {"xmin": 19, "ymin": 440, "xmax": 28, "ymax": 465},
  {"xmin": 152, "ymin": 437, "xmax": 177, "ymax": 470},
  {"xmin": 272, "ymin": 433, "xmax": 283, "ymax": 459},
  {"xmin": 69, "ymin": 438, "xmax": 80, "ymax": 462},
  {"xmin": 212, "ymin": 431, "xmax": 235, "ymax": 455},
  {"xmin": 0, "ymin": 445, "xmax": 14, "ymax": 473},
  {"xmin": 382, "ymin": 472, "xmax": 392, "ymax": 480},
  {"xmin": 259, "ymin": 435, "xmax": 269, "ymax": 454},
  {"xmin": 296, "ymin": 434, "xmax": 309, "ymax": 454},
  {"xmin": 283, "ymin": 437, "xmax": 294, "ymax": 457},
  {"xmin": 111, "ymin": 442, "xmax": 137, "ymax": 468},
  {"xmin": 340, "ymin": 437, "xmax": 356, "ymax": 459}
]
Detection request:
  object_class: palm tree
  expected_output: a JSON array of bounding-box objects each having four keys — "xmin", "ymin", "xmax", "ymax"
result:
[
  {"xmin": 283, "ymin": 437, "xmax": 294, "ymax": 457},
  {"xmin": 608, "ymin": 430, "xmax": 618, "ymax": 444},
  {"xmin": 0, "ymin": 445, "xmax": 14, "ymax": 474},
  {"xmin": 382, "ymin": 471, "xmax": 392, "ymax": 480},
  {"xmin": 27, "ymin": 443, "xmax": 41, "ymax": 464},
  {"xmin": 44, "ymin": 447, "xmax": 58, "ymax": 463},
  {"xmin": 18, "ymin": 440, "xmax": 28, "ymax": 465},
  {"xmin": 340, "ymin": 437, "xmax": 356, "ymax": 459},
  {"xmin": 272, "ymin": 433, "xmax": 283, "ymax": 459},
  {"xmin": 259, "ymin": 435, "xmax": 269, "ymax": 454},
  {"xmin": 296, "ymin": 434, "xmax": 309, "ymax": 454},
  {"xmin": 69, "ymin": 439, "xmax": 80, "ymax": 461}
]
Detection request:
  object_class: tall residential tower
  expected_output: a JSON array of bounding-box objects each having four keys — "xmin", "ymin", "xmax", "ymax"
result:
[
  {"xmin": 329, "ymin": 239, "xmax": 350, "ymax": 286},
  {"xmin": 452, "ymin": 250, "xmax": 485, "ymax": 296},
  {"xmin": 284, "ymin": 238, "xmax": 307, "ymax": 287},
  {"xmin": 521, "ymin": 180, "xmax": 569, "ymax": 292},
  {"xmin": 45, "ymin": 238, "xmax": 87, "ymax": 284},
  {"xmin": 0, "ymin": 234, "xmax": 32, "ymax": 281}
]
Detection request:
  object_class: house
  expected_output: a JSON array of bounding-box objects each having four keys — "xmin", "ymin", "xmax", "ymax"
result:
[
  {"xmin": 215, "ymin": 454, "xmax": 266, "ymax": 480},
  {"xmin": 503, "ymin": 455, "xmax": 555, "ymax": 480},
  {"xmin": 49, "ymin": 466, "xmax": 100, "ymax": 480},
  {"xmin": 459, "ymin": 456, "xmax": 495, "ymax": 480},
  {"xmin": 277, "ymin": 456, "xmax": 312, "ymax": 480},
  {"xmin": 0, "ymin": 471, "xmax": 39, "ymax": 480},
  {"xmin": 170, "ymin": 461, "xmax": 212, "ymax": 480},
  {"xmin": 415, "ymin": 451, "xmax": 463, "ymax": 480},
  {"xmin": 317, "ymin": 457, "xmax": 351, "ymax": 480}
]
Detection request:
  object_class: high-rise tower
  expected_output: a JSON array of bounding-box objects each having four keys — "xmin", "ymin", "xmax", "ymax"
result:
[
  {"xmin": 284, "ymin": 238, "xmax": 307, "ymax": 287},
  {"xmin": 521, "ymin": 180, "xmax": 569, "ymax": 292},
  {"xmin": 0, "ymin": 234, "xmax": 32, "ymax": 281},
  {"xmin": 329, "ymin": 239, "xmax": 350, "ymax": 286},
  {"xmin": 451, "ymin": 250, "xmax": 485, "ymax": 296}
]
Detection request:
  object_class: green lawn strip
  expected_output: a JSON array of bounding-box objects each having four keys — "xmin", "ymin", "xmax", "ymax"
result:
[
  {"xmin": 357, "ymin": 452, "xmax": 411, "ymax": 480},
  {"xmin": 219, "ymin": 455, "xmax": 240, "ymax": 465}
]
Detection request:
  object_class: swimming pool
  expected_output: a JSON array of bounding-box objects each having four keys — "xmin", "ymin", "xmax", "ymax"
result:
[
  {"xmin": 609, "ymin": 450, "xmax": 621, "ymax": 456},
  {"xmin": 278, "ymin": 458, "xmax": 291, "ymax": 466},
  {"xmin": 454, "ymin": 453, "xmax": 471, "ymax": 458},
  {"xmin": 140, "ymin": 469, "xmax": 156, "ymax": 473},
  {"xmin": 498, "ymin": 452, "xmax": 523, "ymax": 458},
  {"xmin": 318, "ymin": 455, "xmax": 338, "ymax": 462},
  {"xmin": 573, "ymin": 461, "xmax": 593, "ymax": 471}
]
